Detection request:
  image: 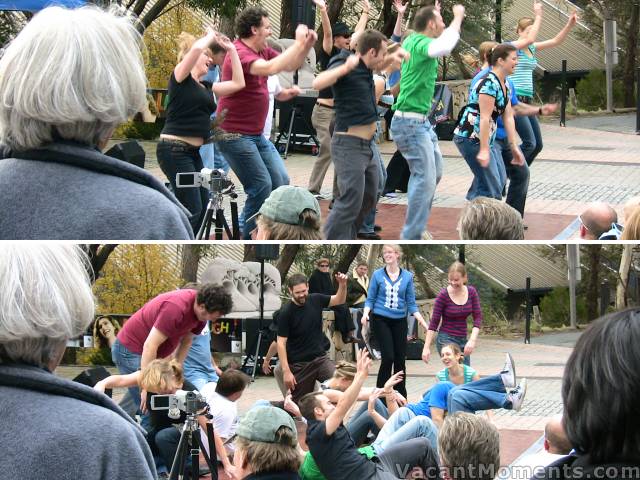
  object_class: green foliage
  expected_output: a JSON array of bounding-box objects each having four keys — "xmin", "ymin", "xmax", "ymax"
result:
[
  {"xmin": 113, "ymin": 120, "xmax": 164, "ymax": 140},
  {"xmin": 86, "ymin": 348, "xmax": 115, "ymax": 366},
  {"xmin": 575, "ymin": 70, "xmax": 625, "ymax": 111},
  {"xmin": 539, "ymin": 287, "xmax": 587, "ymax": 328},
  {"xmin": 0, "ymin": 12, "xmax": 24, "ymax": 48},
  {"xmin": 186, "ymin": 0, "xmax": 247, "ymax": 20}
]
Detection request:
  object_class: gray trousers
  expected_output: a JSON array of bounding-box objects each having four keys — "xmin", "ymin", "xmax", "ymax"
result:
[
  {"xmin": 323, "ymin": 134, "xmax": 379, "ymax": 239},
  {"xmin": 308, "ymin": 104, "xmax": 336, "ymax": 194}
]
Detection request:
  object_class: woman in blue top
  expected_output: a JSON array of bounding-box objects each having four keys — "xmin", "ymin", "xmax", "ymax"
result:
[
  {"xmin": 361, "ymin": 244, "xmax": 428, "ymax": 398},
  {"xmin": 511, "ymin": 8, "xmax": 577, "ymax": 166},
  {"xmin": 454, "ymin": 43, "xmax": 525, "ymax": 202}
]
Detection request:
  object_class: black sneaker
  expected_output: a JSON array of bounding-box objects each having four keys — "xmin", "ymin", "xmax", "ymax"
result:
[
  {"xmin": 357, "ymin": 232, "xmax": 382, "ymax": 240},
  {"xmin": 374, "ymin": 225, "xmax": 382, "ymax": 232}
]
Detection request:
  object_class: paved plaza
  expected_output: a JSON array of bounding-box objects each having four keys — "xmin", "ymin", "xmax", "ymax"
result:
[{"xmin": 127, "ymin": 114, "xmax": 640, "ymax": 239}]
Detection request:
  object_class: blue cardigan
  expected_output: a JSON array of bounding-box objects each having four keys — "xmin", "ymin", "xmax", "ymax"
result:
[{"xmin": 365, "ymin": 267, "xmax": 419, "ymax": 319}]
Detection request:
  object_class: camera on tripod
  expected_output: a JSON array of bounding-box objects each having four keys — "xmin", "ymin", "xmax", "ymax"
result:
[
  {"xmin": 150, "ymin": 390, "xmax": 208, "ymax": 420},
  {"xmin": 176, "ymin": 168, "xmax": 234, "ymax": 193}
]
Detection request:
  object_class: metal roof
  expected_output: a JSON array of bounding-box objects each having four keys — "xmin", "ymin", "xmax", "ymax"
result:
[
  {"xmin": 502, "ymin": 0, "xmax": 604, "ymax": 73},
  {"xmin": 465, "ymin": 245, "xmax": 568, "ymax": 293}
]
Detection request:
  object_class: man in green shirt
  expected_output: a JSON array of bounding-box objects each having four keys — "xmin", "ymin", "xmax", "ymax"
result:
[{"xmin": 391, "ymin": 2, "xmax": 465, "ymax": 239}]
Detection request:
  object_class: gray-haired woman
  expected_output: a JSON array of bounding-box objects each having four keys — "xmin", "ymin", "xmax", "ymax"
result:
[
  {"xmin": 0, "ymin": 244, "xmax": 156, "ymax": 479},
  {"xmin": 0, "ymin": 6, "xmax": 192, "ymax": 240}
]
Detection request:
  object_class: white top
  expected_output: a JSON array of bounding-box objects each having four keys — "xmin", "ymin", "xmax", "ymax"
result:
[
  {"xmin": 428, "ymin": 27, "xmax": 460, "ymax": 58},
  {"xmin": 199, "ymin": 384, "xmax": 239, "ymax": 457},
  {"xmin": 264, "ymin": 75, "xmax": 284, "ymax": 139}
]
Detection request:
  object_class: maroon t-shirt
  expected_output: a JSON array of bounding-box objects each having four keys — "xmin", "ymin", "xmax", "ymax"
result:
[
  {"xmin": 117, "ymin": 289, "xmax": 206, "ymax": 358},
  {"xmin": 218, "ymin": 39, "xmax": 279, "ymax": 135}
]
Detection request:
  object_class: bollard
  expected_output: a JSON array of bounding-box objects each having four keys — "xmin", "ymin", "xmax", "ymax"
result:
[
  {"xmin": 525, "ymin": 277, "xmax": 531, "ymax": 344},
  {"xmin": 560, "ymin": 60, "xmax": 567, "ymax": 127},
  {"xmin": 636, "ymin": 67, "xmax": 640, "ymax": 135},
  {"xmin": 600, "ymin": 279, "xmax": 610, "ymax": 317}
]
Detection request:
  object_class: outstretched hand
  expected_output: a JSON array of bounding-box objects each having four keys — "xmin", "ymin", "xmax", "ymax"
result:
[
  {"xmin": 311, "ymin": 0, "xmax": 327, "ymax": 10},
  {"xmin": 533, "ymin": 0, "xmax": 543, "ymax": 16},
  {"xmin": 356, "ymin": 346, "xmax": 372, "ymax": 377},
  {"xmin": 335, "ymin": 272, "xmax": 349, "ymax": 286},
  {"xmin": 393, "ymin": 0, "xmax": 408, "ymax": 16},
  {"xmin": 383, "ymin": 370, "xmax": 404, "ymax": 390}
]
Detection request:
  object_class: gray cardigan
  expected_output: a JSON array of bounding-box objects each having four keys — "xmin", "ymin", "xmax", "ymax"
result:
[
  {"xmin": 0, "ymin": 142, "xmax": 194, "ymax": 240},
  {"xmin": 0, "ymin": 363, "xmax": 157, "ymax": 480}
]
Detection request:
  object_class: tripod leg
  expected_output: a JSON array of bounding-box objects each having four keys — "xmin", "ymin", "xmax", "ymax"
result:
[
  {"xmin": 199, "ymin": 199, "xmax": 215, "ymax": 240},
  {"xmin": 284, "ymin": 105, "xmax": 296, "ymax": 159},
  {"xmin": 196, "ymin": 423, "xmax": 218, "ymax": 480},
  {"xmin": 230, "ymin": 200, "xmax": 240, "ymax": 240},
  {"xmin": 190, "ymin": 429, "xmax": 200, "ymax": 480},
  {"xmin": 251, "ymin": 330, "xmax": 263, "ymax": 382},
  {"xmin": 217, "ymin": 208, "xmax": 233, "ymax": 240},
  {"xmin": 169, "ymin": 427, "xmax": 189, "ymax": 480}
]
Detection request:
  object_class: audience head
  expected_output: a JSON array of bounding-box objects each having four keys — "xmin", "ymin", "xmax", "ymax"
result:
[
  {"xmin": 196, "ymin": 283, "xmax": 233, "ymax": 319},
  {"xmin": 332, "ymin": 21, "xmax": 352, "ymax": 49},
  {"xmin": 413, "ymin": 6, "xmax": 445, "ymax": 36},
  {"xmin": 478, "ymin": 41, "xmax": 498, "ymax": 65},
  {"xmin": 356, "ymin": 30, "xmax": 388, "ymax": 70},
  {"xmin": 562, "ymin": 308, "xmax": 640, "ymax": 464},
  {"xmin": 355, "ymin": 262, "xmax": 369, "ymax": 277},
  {"xmin": 489, "ymin": 43, "xmax": 517, "ymax": 75},
  {"xmin": 458, "ymin": 197, "xmax": 525, "ymax": 240},
  {"xmin": 255, "ymin": 186, "xmax": 322, "ymax": 240},
  {"xmin": 287, "ymin": 273, "xmax": 309, "ymax": 305},
  {"xmin": 92, "ymin": 316, "xmax": 122, "ymax": 349},
  {"xmin": 440, "ymin": 343, "xmax": 464, "ymax": 366},
  {"xmin": 623, "ymin": 196, "xmax": 640, "ymax": 222},
  {"xmin": 579, "ymin": 202, "xmax": 619, "ymax": 240},
  {"xmin": 439, "ymin": 412, "xmax": 501, "ymax": 480},
  {"xmin": 236, "ymin": 5, "xmax": 271, "ymax": 45},
  {"xmin": 140, "ymin": 359, "xmax": 183, "ymax": 394},
  {"xmin": 332, "ymin": 361, "xmax": 357, "ymax": 390},
  {"xmin": 234, "ymin": 406, "xmax": 300, "ymax": 477},
  {"xmin": 299, "ymin": 391, "xmax": 335, "ymax": 422},
  {"xmin": 544, "ymin": 415, "xmax": 572, "ymax": 455},
  {"xmin": 621, "ymin": 206, "xmax": 640, "ymax": 240},
  {"xmin": 382, "ymin": 244, "xmax": 403, "ymax": 266},
  {"xmin": 517, "ymin": 17, "xmax": 535, "ymax": 36},
  {"xmin": 0, "ymin": 244, "xmax": 94, "ymax": 371},
  {"xmin": 215, "ymin": 369, "xmax": 250, "ymax": 401},
  {"xmin": 316, "ymin": 258, "xmax": 331, "ymax": 271},
  {"xmin": 0, "ymin": 6, "xmax": 147, "ymax": 151},
  {"xmin": 448, "ymin": 261, "xmax": 468, "ymax": 288}
]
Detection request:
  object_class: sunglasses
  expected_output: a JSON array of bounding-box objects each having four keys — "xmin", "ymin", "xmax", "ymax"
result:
[{"xmin": 319, "ymin": 264, "xmax": 330, "ymax": 267}]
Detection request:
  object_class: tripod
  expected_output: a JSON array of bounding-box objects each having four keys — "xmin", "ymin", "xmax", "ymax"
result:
[
  {"xmin": 241, "ymin": 258, "xmax": 269, "ymax": 382},
  {"xmin": 169, "ymin": 410, "xmax": 218, "ymax": 480},
  {"xmin": 196, "ymin": 187, "xmax": 240, "ymax": 240}
]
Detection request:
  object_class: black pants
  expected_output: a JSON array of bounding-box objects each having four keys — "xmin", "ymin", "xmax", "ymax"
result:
[
  {"xmin": 371, "ymin": 313, "xmax": 407, "ymax": 398},
  {"xmin": 333, "ymin": 305, "xmax": 354, "ymax": 337},
  {"xmin": 157, "ymin": 141, "xmax": 208, "ymax": 235},
  {"xmin": 383, "ymin": 150, "xmax": 410, "ymax": 194}
]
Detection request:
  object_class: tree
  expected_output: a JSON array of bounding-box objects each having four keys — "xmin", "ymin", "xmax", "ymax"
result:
[
  {"xmin": 0, "ymin": 12, "xmax": 24, "ymax": 48},
  {"xmin": 82, "ymin": 244, "xmax": 118, "ymax": 283},
  {"xmin": 584, "ymin": 244, "xmax": 602, "ymax": 321},
  {"xmin": 616, "ymin": 244, "xmax": 633, "ymax": 309},
  {"xmin": 93, "ymin": 245, "xmax": 182, "ymax": 314},
  {"xmin": 276, "ymin": 244, "xmax": 301, "ymax": 281},
  {"xmin": 334, "ymin": 245, "xmax": 362, "ymax": 274}
]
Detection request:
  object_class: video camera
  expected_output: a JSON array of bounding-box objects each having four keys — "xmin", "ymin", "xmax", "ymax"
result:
[
  {"xmin": 176, "ymin": 168, "xmax": 234, "ymax": 193},
  {"xmin": 150, "ymin": 390, "xmax": 208, "ymax": 420}
]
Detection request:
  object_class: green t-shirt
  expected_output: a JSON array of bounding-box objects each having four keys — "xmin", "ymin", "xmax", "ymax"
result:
[
  {"xmin": 299, "ymin": 446, "xmax": 375, "ymax": 480},
  {"xmin": 393, "ymin": 33, "xmax": 439, "ymax": 115}
]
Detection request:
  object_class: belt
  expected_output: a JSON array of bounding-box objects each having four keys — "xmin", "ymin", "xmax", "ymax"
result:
[
  {"xmin": 394, "ymin": 110, "xmax": 429, "ymax": 121},
  {"xmin": 316, "ymin": 102, "xmax": 334, "ymax": 110},
  {"xmin": 517, "ymin": 95, "xmax": 532, "ymax": 104},
  {"xmin": 159, "ymin": 138, "xmax": 200, "ymax": 150}
]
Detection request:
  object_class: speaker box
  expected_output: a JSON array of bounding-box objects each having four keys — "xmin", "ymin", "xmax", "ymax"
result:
[
  {"xmin": 276, "ymin": 96, "xmax": 317, "ymax": 136},
  {"xmin": 255, "ymin": 245, "xmax": 280, "ymax": 261},
  {"xmin": 72, "ymin": 366, "xmax": 112, "ymax": 398},
  {"xmin": 105, "ymin": 141, "xmax": 146, "ymax": 169},
  {"xmin": 406, "ymin": 339, "xmax": 425, "ymax": 361},
  {"xmin": 292, "ymin": 0, "xmax": 315, "ymax": 29}
]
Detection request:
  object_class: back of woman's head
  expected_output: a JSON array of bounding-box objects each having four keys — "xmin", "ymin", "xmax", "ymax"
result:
[
  {"xmin": 489, "ymin": 43, "xmax": 516, "ymax": 66},
  {"xmin": 0, "ymin": 6, "xmax": 147, "ymax": 151},
  {"xmin": 0, "ymin": 244, "xmax": 95, "ymax": 368},
  {"xmin": 177, "ymin": 32, "xmax": 197, "ymax": 63},
  {"xmin": 478, "ymin": 41, "xmax": 498, "ymax": 65},
  {"xmin": 140, "ymin": 359, "xmax": 184, "ymax": 393},
  {"xmin": 621, "ymin": 206, "xmax": 640, "ymax": 240},
  {"xmin": 333, "ymin": 361, "xmax": 356, "ymax": 381},
  {"xmin": 562, "ymin": 308, "xmax": 640, "ymax": 464},
  {"xmin": 517, "ymin": 17, "xmax": 534, "ymax": 34}
]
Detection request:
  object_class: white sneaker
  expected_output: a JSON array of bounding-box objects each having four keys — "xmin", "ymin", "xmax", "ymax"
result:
[
  {"xmin": 500, "ymin": 353, "xmax": 516, "ymax": 389},
  {"xmin": 507, "ymin": 378, "xmax": 527, "ymax": 411},
  {"xmin": 372, "ymin": 349, "xmax": 382, "ymax": 361}
]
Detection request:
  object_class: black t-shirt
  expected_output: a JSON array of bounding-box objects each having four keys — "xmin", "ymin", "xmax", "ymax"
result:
[
  {"xmin": 305, "ymin": 420, "xmax": 377, "ymax": 479},
  {"xmin": 277, "ymin": 294, "xmax": 331, "ymax": 363},
  {"xmin": 162, "ymin": 72, "xmax": 216, "ymax": 139},
  {"xmin": 317, "ymin": 46, "xmax": 342, "ymax": 100},
  {"xmin": 147, "ymin": 379, "xmax": 197, "ymax": 431},
  {"xmin": 328, "ymin": 50, "xmax": 378, "ymax": 132}
]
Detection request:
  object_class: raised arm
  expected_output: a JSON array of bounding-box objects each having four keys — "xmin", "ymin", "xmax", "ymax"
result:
[
  {"xmin": 94, "ymin": 371, "xmax": 141, "ymax": 394},
  {"xmin": 211, "ymin": 36, "xmax": 245, "ymax": 98},
  {"xmin": 250, "ymin": 25, "xmax": 317, "ymax": 76},
  {"xmin": 313, "ymin": 0, "xmax": 334, "ymax": 55},
  {"xmin": 325, "ymin": 348, "xmax": 372, "ymax": 435},
  {"xmin": 351, "ymin": 0, "xmax": 371, "ymax": 48},
  {"xmin": 329, "ymin": 272, "xmax": 349, "ymax": 307},
  {"xmin": 175, "ymin": 28, "xmax": 218, "ymax": 83},
  {"xmin": 392, "ymin": 0, "xmax": 407, "ymax": 39},
  {"xmin": 427, "ymin": 4, "xmax": 464, "ymax": 58},
  {"xmin": 512, "ymin": 1, "xmax": 543, "ymax": 50},
  {"xmin": 535, "ymin": 11, "xmax": 578, "ymax": 51},
  {"xmin": 312, "ymin": 54, "xmax": 360, "ymax": 95}
]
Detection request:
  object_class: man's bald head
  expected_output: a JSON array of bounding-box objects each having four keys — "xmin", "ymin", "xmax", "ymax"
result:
[
  {"xmin": 544, "ymin": 415, "xmax": 572, "ymax": 455},
  {"xmin": 580, "ymin": 202, "xmax": 617, "ymax": 240}
]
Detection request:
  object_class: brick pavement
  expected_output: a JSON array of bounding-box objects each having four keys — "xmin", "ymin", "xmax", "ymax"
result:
[{"xmin": 126, "ymin": 119, "xmax": 640, "ymax": 239}]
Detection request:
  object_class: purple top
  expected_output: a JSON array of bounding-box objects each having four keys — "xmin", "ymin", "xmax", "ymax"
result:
[{"xmin": 428, "ymin": 285, "xmax": 482, "ymax": 338}]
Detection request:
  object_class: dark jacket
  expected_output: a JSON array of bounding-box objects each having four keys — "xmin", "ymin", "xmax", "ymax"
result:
[
  {"xmin": 309, "ymin": 270, "xmax": 335, "ymax": 296},
  {"xmin": 534, "ymin": 453, "xmax": 640, "ymax": 480},
  {"xmin": 0, "ymin": 142, "xmax": 193, "ymax": 239},
  {"xmin": 0, "ymin": 363, "xmax": 156, "ymax": 479},
  {"xmin": 243, "ymin": 472, "xmax": 301, "ymax": 480}
]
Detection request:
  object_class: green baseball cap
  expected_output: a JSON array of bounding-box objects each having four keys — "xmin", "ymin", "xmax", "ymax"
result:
[
  {"xmin": 255, "ymin": 185, "xmax": 321, "ymax": 226},
  {"xmin": 237, "ymin": 406, "xmax": 297, "ymax": 443}
]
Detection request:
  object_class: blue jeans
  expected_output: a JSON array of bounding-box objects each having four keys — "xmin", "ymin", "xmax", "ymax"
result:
[
  {"xmin": 218, "ymin": 134, "xmax": 289, "ymax": 239},
  {"xmin": 448, "ymin": 374, "xmax": 509, "ymax": 413},
  {"xmin": 515, "ymin": 114, "xmax": 543, "ymax": 166},
  {"xmin": 390, "ymin": 116, "xmax": 443, "ymax": 239},
  {"xmin": 436, "ymin": 331, "xmax": 470, "ymax": 366},
  {"xmin": 372, "ymin": 406, "xmax": 439, "ymax": 455},
  {"xmin": 454, "ymin": 135, "xmax": 505, "ymax": 201},
  {"xmin": 346, "ymin": 398, "xmax": 389, "ymax": 445},
  {"xmin": 199, "ymin": 142, "xmax": 230, "ymax": 174},
  {"xmin": 359, "ymin": 140, "xmax": 386, "ymax": 234},
  {"xmin": 494, "ymin": 137, "xmax": 530, "ymax": 217}
]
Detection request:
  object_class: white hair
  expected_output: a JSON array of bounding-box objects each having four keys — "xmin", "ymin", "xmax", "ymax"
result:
[
  {"xmin": 0, "ymin": 6, "xmax": 147, "ymax": 150},
  {"xmin": 0, "ymin": 244, "xmax": 95, "ymax": 367}
]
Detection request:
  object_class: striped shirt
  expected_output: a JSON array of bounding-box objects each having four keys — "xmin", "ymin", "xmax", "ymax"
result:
[
  {"xmin": 509, "ymin": 44, "xmax": 538, "ymax": 98},
  {"xmin": 436, "ymin": 364, "xmax": 477, "ymax": 384},
  {"xmin": 428, "ymin": 286, "xmax": 483, "ymax": 337}
]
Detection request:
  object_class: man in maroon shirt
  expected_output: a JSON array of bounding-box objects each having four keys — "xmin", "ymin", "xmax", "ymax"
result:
[
  {"xmin": 111, "ymin": 284, "xmax": 232, "ymax": 421},
  {"xmin": 216, "ymin": 6, "xmax": 317, "ymax": 239}
]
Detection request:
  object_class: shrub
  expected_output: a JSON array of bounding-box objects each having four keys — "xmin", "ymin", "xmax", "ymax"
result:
[
  {"xmin": 575, "ymin": 70, "xmax": 625, "ymax": 111},
  {"xmin": 113, "ymin": 120, "xmax": 164, "ymax": 140},
  {"xmin": 539, "ymin": 287, "xmax": 587, "ymax": 327}
]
